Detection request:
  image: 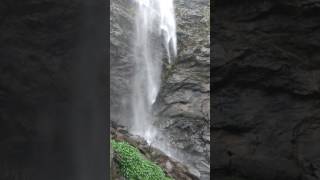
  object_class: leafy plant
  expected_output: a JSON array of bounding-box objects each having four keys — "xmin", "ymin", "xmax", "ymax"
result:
[{"xmin": 111, "ymin": 140, "xmax": 173, "ymax": 180}]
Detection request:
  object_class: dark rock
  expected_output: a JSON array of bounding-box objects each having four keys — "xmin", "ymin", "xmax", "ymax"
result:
[{"xmin": 213, "ymin": 0, "xmax": 320, "ymax": 179}]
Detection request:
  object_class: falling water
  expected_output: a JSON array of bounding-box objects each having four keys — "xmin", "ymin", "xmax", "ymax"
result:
[{"xmin": 130, "ymin": 0, "xmax": 177, "ymax": 144}]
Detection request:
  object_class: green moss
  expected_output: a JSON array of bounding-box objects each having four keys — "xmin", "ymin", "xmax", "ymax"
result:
[{"xmin": 111, "ymin": 140, "xmax": 173, "ymax": 180}]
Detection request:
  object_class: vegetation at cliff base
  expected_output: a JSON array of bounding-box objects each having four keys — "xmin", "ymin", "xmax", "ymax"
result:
[{"xmin": 111, "ymin": 140, "xmax": 172, "ymax": 180}]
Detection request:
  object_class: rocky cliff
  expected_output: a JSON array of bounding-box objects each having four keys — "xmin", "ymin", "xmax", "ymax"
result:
[
  {"xmin": 110, "ymin": 0, "xmax": 136, "ymax": 126},
  {"xmin": 154, "ymin": 0, "xmax": 210, "ymax": 179},
  {"xmin": 110, "ymin": 0, "xmax": 210, "ymax": 179},
  {"xmin": 213, "ymin": 0, "xmax": 320, "ymax": 179}
]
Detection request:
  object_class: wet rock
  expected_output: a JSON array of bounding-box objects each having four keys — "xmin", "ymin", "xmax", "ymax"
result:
[
  {"xmin": 202, "ymin": 132, "xmax": 210, "ymax": 142},
  {"xmin": 154, "ymin": 1, "xmax": 210, "ymax": 178},
  {"xmin": 111, "ymin": 0, "xmax": 210, "ymax": 179},
  {"xmin": 110, "ymin": 0, "xmax": 136, "ymax": 126},
  {"xmin": 187, "ymin": 165, "xmax": 201, "ymax": 179},
  {"xmin": 166, "ymin": 161, "xmax": 173, "ymax": 172},
  {"xmin": 111, "ymin": 122, "xmax": 200, "ymax": 180}
]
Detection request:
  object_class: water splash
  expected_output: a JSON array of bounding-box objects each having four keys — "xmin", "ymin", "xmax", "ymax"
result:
[{"xmin": 130, "ymin": 0, "xmax": 177, "ymax": 144}]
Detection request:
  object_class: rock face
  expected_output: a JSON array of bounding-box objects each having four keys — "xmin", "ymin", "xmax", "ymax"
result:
[
  {"xmin": 213, "ymin": 0, "xmax": 320, "ymax": 179},
  {"xmin": 111, "ymin": 122, "xmax": 201, "ymax": 180},
  {"xmin": 110, "ymin": 0, "xmax": 136, "ymax": 126},
  {"xmin": 110, "ymin": 0, "xmax": 210, "ymax": 179},
  {"xmin": 154, "ymin": 0, "xmax": 210, "ymax": 179}
]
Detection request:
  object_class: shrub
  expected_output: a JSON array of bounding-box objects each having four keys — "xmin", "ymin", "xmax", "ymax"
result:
[{"xmin": 111, "ymin": 140, "xmax": 172, "ymax": 180}]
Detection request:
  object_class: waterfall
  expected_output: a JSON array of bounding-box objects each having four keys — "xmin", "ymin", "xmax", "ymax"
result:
[{"xmin": 130, "ymin": 0, "xmax": 177, "ymax": 144}]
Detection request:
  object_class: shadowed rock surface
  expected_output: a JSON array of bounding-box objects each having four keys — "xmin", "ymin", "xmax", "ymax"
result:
[{"xmin": 213, "ymin": 0, "xmax": 320, "ymax": 179}]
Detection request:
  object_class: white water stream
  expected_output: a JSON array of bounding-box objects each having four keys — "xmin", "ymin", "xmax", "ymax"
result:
[
  {"xmin": 130, "ymin": 0, "xmax": 177, "ymax": 145},
  {"xmin": 128, "ymin": 1, "xmax": 205, "ymax": 178}
]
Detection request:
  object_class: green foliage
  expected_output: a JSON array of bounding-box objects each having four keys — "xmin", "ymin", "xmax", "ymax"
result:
[{"xmin": 111, "ymin": 140, "xmax": 173, "ymax": 180}]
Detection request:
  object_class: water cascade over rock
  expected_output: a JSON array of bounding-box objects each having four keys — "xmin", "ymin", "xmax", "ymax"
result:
[
  {"xmin": 130, "ymin": 0, "xmax": 177, "ymax": 145},
  {"xmin": 110, "ymin": 0, "xmax": 210, "ymax": 179}
]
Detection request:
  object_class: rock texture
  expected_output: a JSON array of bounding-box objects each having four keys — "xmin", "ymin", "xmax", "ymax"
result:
[
  {"xmin": 111, "ymin": 122, "xmax": 200, "ymax": 180},
  {"xmin": 213, "ymin": 0, "xmax": 320, "ymax": 179},
  {"xmin": 154, "ymin": 0, "xmax": 210, "ymax": 179},
  {"xmin": 110, "ymin": 0, "xmax": 210, "ymax": 179},
  {"xmin": 110, "ymin": 0, "xmax": 136, "ymax": 126}
]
